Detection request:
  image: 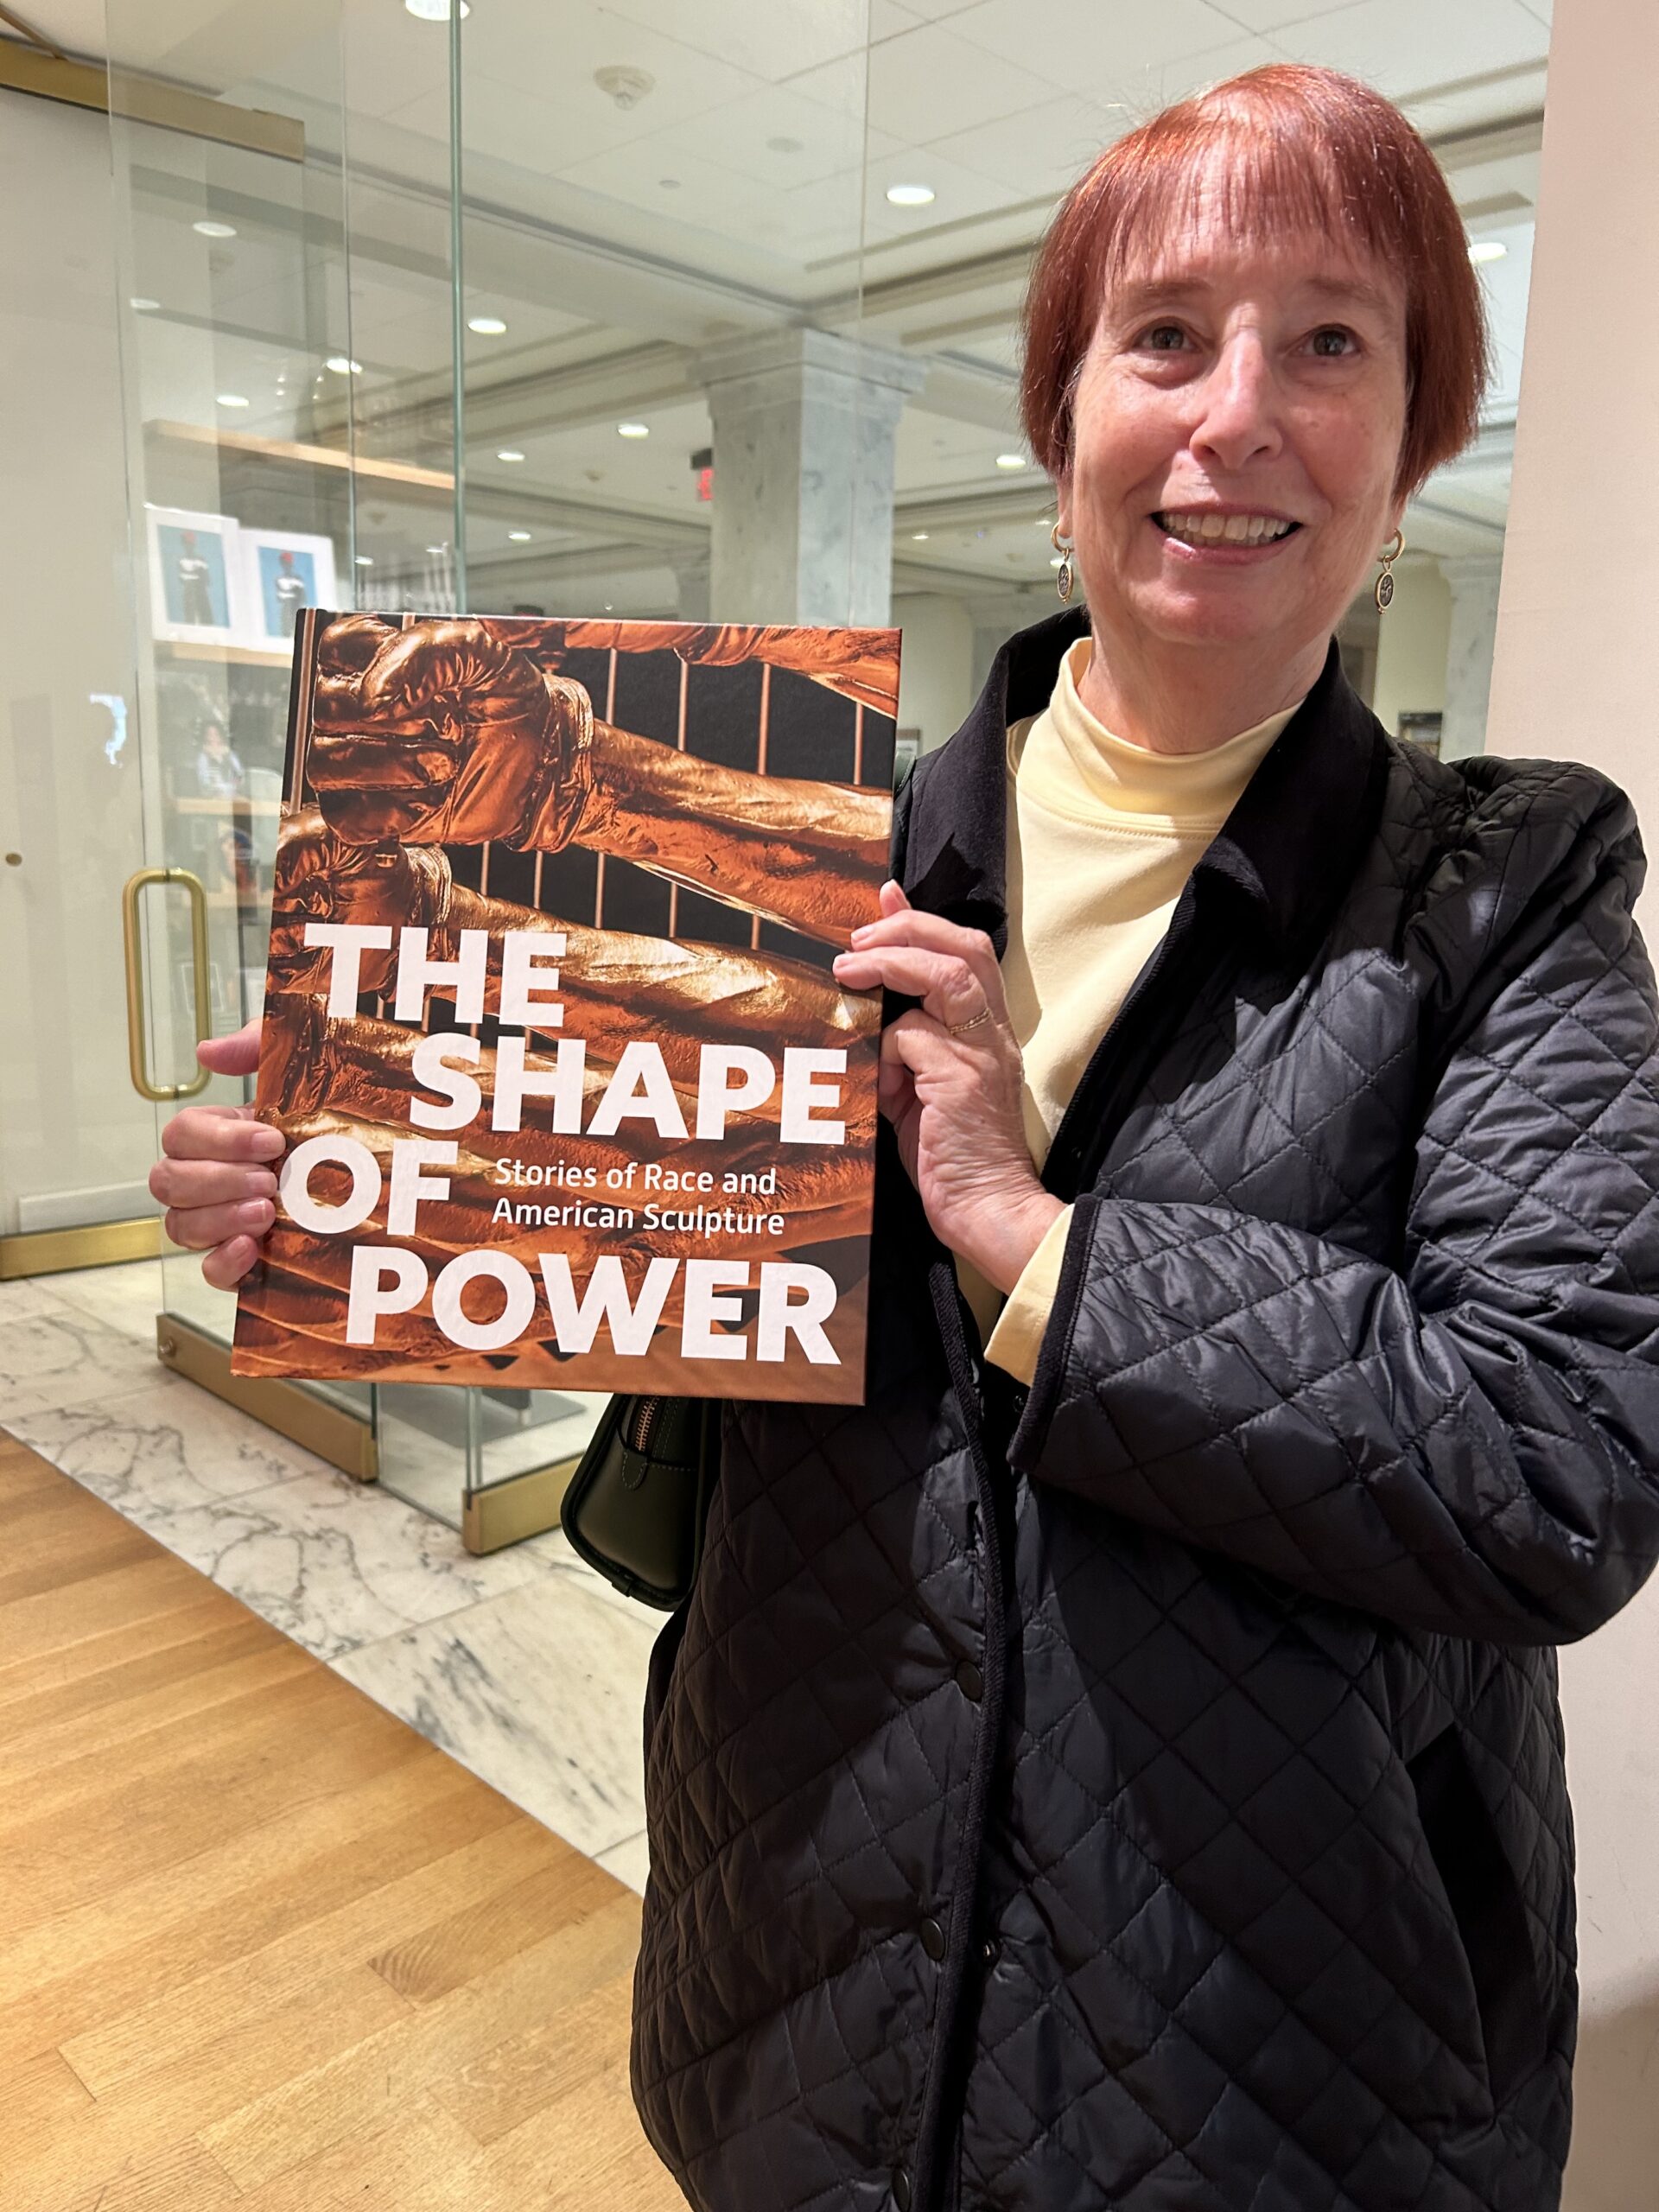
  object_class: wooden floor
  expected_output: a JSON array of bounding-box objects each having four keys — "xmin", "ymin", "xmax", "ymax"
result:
[{"xmin": 0, "ymin": 1435, "xmax": 685, "ymax": 2212}]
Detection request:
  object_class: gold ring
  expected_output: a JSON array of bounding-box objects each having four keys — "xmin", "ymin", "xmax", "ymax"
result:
[{"xmin": 946, "ymin": 1007, "xmax": 993, "ymax": 1037}]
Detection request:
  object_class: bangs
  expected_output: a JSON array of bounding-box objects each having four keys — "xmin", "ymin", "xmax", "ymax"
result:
[
  {"xmin": 1096, "ymin": 117, "xmax": 1407, "ymax": 305},
  {"xmin": 1091, "ymin": 111, "xmax": 1410, "ymax": 299},
  {"xmin": 1021, "ymin": 65, "xmax": 1490, "ymax": 498}
]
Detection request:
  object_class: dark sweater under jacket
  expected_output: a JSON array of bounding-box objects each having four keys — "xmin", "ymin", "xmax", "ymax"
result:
[{"xmin": 631, "ymin": 608, "xmax": 1659, "ymax": 2212}]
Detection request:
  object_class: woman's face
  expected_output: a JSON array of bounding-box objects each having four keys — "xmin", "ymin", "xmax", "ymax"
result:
[{"xmin": 1057, "ymin": 198, "xmax": 1410, "ymax": 669}]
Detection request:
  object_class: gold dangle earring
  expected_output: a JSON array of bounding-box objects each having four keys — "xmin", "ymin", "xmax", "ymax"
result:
[
  {"xmin": 1051, "ymin": 520, "xmax": 1076, "ymax": 604},
  {"xmin": 1375, "ymin": 527, "xmax": 1404, "ymax": 611}
]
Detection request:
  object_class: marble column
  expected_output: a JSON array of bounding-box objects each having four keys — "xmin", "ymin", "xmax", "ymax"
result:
[
  {"xmin": 1439, "ymin": 552, "xmax": 1505, "ymax": 760},
  {"xmin": 697, "ymin": 329, "xmax": 925, "ymax": 626},
  {"xmin": 668, "ymin": 549, "xmax": 711, "ymax": 623}
]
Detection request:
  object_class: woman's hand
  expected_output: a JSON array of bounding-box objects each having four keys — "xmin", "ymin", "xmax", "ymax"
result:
[
  {"xmin": 833, "ymin": 882, "xmax": 1063, "ymax": 1293},
  {"xmin": 149, "ymin": 1017, "xmax": 281, "ymax": 1289}
]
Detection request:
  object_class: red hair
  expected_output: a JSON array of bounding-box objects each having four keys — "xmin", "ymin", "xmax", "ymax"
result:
[{"xmin": 1020, "ymin": 65, "xmax": 1490, "ymax": 499}]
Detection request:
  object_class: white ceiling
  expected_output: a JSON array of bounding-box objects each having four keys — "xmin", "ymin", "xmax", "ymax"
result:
[{"xmin": 15, "ymin": 0, "xmax": 1549, "ymax": 597}]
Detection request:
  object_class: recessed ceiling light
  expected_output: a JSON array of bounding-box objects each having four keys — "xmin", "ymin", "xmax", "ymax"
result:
[
  {"xmin": 912, "ymin": 531, "xmax": 930, "ymax": 541},
  {"xmin": 326, "ymin": 354, "xmax": 363, "ymax": 374},
  {"xmin": 216, "ymin": 392, "xmax": 250, "ymax": 409},
  {"xmin": 130, "ymin": 296, "xmax": 161, "ymax": 313},
  {"xmin": 405, "ymin": 0, "xmax": 469, "ymax": 20},
  {"xmin": 468, "ymin": 315, "xmax": 507, "ymax": 335},
  {"xmin": 1035, "ymin": 514, "xmax": 1054, "ymax": 527},
  {"xmin": 507, "ymin": 529, "xmax": 532, "ymax": 542},
  {"xmin": 995, "ymin": 453, "xmax": 1027, "ymax": 470},
  {"xmin": 617, "ymin": 421, "xmax": 650, "ymax": 439},
  {"xmin": 1050, "ymin": 554, "xmax": 1065, "ymax": 569},
  {"xmin": 886, "ymin": 183, "xmax": 935, "ymax": 207},
  {"xmin": 194, "ymin": 219, "xmax": 237, "ymax": 239},
  {"xmin": 1468, "ymin": 239, "xmax": 1508, "ymax": 264},
  {"xmin": 425, "ymin": 544, "xmax": 446, "ymax": 555},
  {"xmin": 496, "ymin": 448, "xmax": 525, "ymax": 462},
  {"xmin": 355, "ymin": 554, "xmax": 374, "ymax": 566}
]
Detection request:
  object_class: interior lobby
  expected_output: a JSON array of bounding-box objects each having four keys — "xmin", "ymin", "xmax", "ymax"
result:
[{"xmin": 2, "ymin": 2, "xmax": 1656, "ymax": 2207}]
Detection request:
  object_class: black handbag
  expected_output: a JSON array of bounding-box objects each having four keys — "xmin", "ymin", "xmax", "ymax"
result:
[{"xmin": 559, "ymin": 1394, "xmax": 721, "ymax": 1610}]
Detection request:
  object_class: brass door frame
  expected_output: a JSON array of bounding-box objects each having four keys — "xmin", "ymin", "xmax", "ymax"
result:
[{"xmin": 156, "ymin": 1313, "xmax": 378, "ymax": 1484}]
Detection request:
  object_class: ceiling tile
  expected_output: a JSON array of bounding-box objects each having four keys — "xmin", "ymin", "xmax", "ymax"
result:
[
  {"xmin": 552, "ymin": 141, "xmax": 771, "ymax": 233},
  {"xmin": 654, "ymin": 83, "xmax": 901, "ymax": 188},
  {"xmin": 821, "ymin": 21, "xmax": 1062, "ymax": 137},
  {"xmin": 460, "ymin": 6, "xmax": 766, "ymax": 147},
  {"xmin": 1264, "ymin": 0, "xmax": 1549, "ymax": 101},
  {"xmin": 1145, "ymin": 34, "xmax": 1287, "ymax": 105},
  {"xmin": 1205, "ymin": 0, "xmax": 1371, "ymax": 29},
  {"xmin": 601, "ymin": 0, "xmax": 872, "ymax": 84},
  {"xmin": 861, "ymin": 145, "xmax": 1037, "ymax": 233},
  {"xmin": 947, "ymin": 0, "xmax": 1250, "ymax": 79},
  {"xmin": 922, "ymin": 93, "xmax": 1129, "ymax": 194}
]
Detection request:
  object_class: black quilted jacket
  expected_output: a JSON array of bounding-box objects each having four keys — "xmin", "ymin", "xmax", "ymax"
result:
[{"xmin": 632, "ymin": 609, "xmax": 1659, "ymax": 2212}]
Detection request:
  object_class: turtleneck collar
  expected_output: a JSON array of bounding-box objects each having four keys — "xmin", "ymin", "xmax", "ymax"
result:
[
  {"xmin": 1011, "ymin": 637, "xmax": 1300, "ymax": 826},
  {"xmin": 897, "ymin": 608, "xmax": 1391, "ymax": 963}
]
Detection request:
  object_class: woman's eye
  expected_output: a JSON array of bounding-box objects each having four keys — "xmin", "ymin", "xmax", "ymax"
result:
[
  {"xmin": 1308, "ymin": 326, "xmax": 1357, "ymax": 357},
  {"xmin": 1141, "ymin": 322, "xmax": 1189, "ymax": 353}
]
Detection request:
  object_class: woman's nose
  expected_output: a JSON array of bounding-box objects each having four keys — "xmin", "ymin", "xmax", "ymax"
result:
[{"xmin": 1188, "ymin": 338, "xmax": 1283, "ymax": 474}]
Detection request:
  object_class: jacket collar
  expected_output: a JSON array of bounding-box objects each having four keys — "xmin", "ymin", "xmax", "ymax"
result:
[{"xmin": 900, "ymin": 607, "xmax": 1390, "ymax": 961}]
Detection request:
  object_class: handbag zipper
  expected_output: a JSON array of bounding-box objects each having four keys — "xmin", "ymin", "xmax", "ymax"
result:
[{"xmin": 628, "ymin": 1395, "xmax": 665, "ymax": 1457}]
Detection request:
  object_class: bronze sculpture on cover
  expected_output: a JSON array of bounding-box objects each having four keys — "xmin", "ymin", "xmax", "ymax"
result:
[{"xmin": 232, "ymin": 611, "xmax": 899, "ymax": 1403}]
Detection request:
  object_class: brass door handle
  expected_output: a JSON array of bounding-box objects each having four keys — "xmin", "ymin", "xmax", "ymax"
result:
[{"xmin": 122, "ymin": 867, "xmax": 212, "ymax": 1101}]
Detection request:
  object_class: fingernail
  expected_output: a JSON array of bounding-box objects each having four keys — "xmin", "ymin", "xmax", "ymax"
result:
[
  {"xmin": 250, "ymin": 1125, "xmax": 284, "ymax": 1157},
  {"xmin": 240, "ymin": 1198, "xmax": 275, "ymax": 1229}
]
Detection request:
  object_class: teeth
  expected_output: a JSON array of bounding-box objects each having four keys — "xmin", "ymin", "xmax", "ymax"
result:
[{"xmin": 1158, "ymin": 511, "xmax": 1294, "ymax": 547}]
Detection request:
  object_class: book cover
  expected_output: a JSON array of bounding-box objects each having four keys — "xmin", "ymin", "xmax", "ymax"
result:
[{"xmin": 232, "ymin": 611, "xmax": 898, "ymax": 1404}]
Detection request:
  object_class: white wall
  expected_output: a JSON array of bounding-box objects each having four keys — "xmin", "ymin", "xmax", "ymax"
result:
[
  {"xmin": 1489, "ymin": 1, "xmax": 1659, "ymax": 2201},
  {"xmin": 1370, "ymin": 559, "xmax": 1451, "ymax": 741},
  {"xmin": 0, "ymin": 91, "xmax": 156, "ymax": 1236},
  {"xmin": 894, "ymin": 590, "xmax": 975, "ymax": 753}
]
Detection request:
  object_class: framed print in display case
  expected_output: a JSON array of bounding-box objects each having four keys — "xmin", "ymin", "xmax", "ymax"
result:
[
  {"xmin": 241, "ymin": 527, "xmax": 340, "ymax": 646},
  {"xmin": 145, "ymin": 505, "xmax": 246, "ymax": 646}
]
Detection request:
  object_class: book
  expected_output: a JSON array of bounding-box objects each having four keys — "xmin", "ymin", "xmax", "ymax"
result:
[{"xmin": 231, "ymin": 611, "xmax": 899, "ymax": 1403}]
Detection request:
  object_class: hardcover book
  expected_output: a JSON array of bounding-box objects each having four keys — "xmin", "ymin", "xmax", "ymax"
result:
[{"xmin": 232, "ymin": 611, "xmax": 899, "ymax": 1403}]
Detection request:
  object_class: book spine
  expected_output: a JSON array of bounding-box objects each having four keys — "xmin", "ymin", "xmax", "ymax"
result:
[{"xmin": 280, "ymin": 605, "xmax": 323, "ymax": 810}]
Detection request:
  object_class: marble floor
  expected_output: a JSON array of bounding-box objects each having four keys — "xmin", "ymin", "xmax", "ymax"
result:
[{"xmin": 0, "ymin": 1259, "xmax": 656, "ymax": 1893}]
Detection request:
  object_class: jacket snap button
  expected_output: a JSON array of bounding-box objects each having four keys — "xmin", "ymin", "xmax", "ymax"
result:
[
  {"xmin": 982, "ymin": 1936, "xmax": 999, "ymax": 1966},
  {"xmin": 955, "ymin": 1657, "xmax": 984, "ymax": 1703},
  {"xmin": 893, "ymin": 2164, "xmax": 913, "ymax": 2209},
  {"xmin": 918, "ymin": 1916, "xmax": 946, "ymax": 1961}
]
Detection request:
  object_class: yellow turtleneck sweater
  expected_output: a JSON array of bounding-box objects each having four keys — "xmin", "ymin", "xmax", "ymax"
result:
[{"xmin": 962, "ymin": 636, "xmax": 1300, "ymax": 1382}]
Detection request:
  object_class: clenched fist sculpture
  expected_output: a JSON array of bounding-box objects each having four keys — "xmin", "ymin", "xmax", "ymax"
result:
[{"xmin": 303, "ymin": 616, "xmax": 889, "ymax": 944}]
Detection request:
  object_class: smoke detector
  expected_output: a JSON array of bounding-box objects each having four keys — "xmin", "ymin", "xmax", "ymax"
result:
[{"xmin": 594, "ymin": 64, "xmax": 654, "ymax": 111}]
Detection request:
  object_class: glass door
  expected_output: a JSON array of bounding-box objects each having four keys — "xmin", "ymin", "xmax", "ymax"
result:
[
  {"xmin": 103, "ymin": 0, "xmax": 468, "ymax": 1510},
  {"xmin": 101, "ymin": 0, "xmax": 877, "ymax": 1544}
]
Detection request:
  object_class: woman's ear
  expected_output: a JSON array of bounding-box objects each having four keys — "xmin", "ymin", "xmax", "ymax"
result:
[{"xmin": 1055, "ymin": 474, "xmax": 1075, "ymax": 542}]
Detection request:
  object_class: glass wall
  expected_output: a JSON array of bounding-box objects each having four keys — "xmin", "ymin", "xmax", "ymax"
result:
[
  {"xmin": 86, "ymin": 0, "xmax": 881, "ymax": 1535},
  {"xmin": 0, "ymin": 0, "xmax": 1551, "ymax": 1533}
]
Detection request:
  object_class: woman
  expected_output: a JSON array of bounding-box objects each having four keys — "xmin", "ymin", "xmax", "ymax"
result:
[{"xmin": 156, "ymin": 66, "xmax": 1659, "ymax": 2212}]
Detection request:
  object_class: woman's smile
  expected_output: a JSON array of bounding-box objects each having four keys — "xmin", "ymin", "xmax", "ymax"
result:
[{"xmin": 1151, "ymin": 505, "xmax": 1304, "ymax": 559}]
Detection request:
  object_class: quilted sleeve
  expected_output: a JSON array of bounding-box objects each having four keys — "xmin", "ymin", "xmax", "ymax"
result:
[{"xmin": 1008, "ymin": 804, "xmax": 1659, "ymax": 1646}]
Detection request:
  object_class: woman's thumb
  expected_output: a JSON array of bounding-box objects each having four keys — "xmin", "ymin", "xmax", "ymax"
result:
[{"xmin": 196, "ymin": 1015, "xmax": 264, "ymax": 1077}]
